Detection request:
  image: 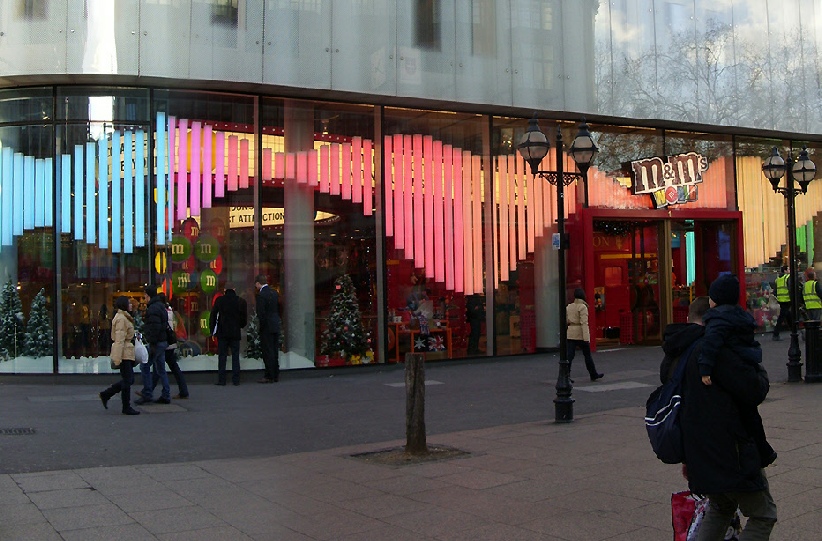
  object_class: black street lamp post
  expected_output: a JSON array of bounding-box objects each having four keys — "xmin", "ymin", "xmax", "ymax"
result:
[
  {"xmin": 518, "ymin": 117, "xmax": 599, "ymax": 422},
  {"xmin": 762, "ymin": 147, "xmax": 817, "ymax": 382}
]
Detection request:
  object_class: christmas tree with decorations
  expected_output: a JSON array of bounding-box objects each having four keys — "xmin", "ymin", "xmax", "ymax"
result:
[
  {"xmin": 245, "ymin": 310, "xmax": 262, "ymax": 359},
  {"xmin": 321, "ymin": 274, "xmax": 367, "ymax": 360},
  {"xmin": 24, "ymin": 288, "xmax": 53, "ymax": 357},
  {"xmin": 0, "ymin": 277, "xmax": 26, "ymax": 359}
]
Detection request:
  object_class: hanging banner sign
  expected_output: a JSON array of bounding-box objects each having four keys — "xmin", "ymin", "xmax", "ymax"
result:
[{"xmin": 630, "ymin": 152, "xmax": 708, "ymax": 208}]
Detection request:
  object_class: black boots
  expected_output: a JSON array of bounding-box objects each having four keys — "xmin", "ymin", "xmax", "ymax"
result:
[
  {"xmin": 122, "ymin": 407, "xmax": 140, "ymax": 415},
  {"xmin": 99, "ymin": 392, "xmax": 110, "ymax": 409}
]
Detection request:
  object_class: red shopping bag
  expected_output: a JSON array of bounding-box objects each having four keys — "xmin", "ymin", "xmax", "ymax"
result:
[{"xmin": 672, "ymin": 490, "xmax": 697, "ymax": 541}]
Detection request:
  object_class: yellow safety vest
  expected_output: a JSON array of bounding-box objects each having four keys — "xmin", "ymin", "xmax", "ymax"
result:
[
  {"xmin": 775, "ymin": 274, "xmax": 790, "ymax": 303},
  {"xmin": 803, "ymin": 280, "xmax": 822, "ymax": 309}
]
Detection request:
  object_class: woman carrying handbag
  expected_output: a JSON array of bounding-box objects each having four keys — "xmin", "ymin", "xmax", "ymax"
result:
[{"xmin": 99, "ymin": 296, "xmax": 140, "ymax": 415}]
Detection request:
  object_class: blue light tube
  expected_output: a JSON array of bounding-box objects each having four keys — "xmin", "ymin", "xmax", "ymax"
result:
[
  {"xmin": 111, "ymin": 131, "xmax": 121, "ymax": 253},
  {"xmin": 34, "ymin": 158, "xmax": 45, "ymax": 227},
  {"xmin": 45, "ymin": 158, "xmax": 53, "ymax": 227},
  {"xmin": 98, "ymin": 137, "xmax": 108, "ymax": 249},
  {"xmin": 156, "ymin": 113, "xmax": 167, "ymax": 245},
  {"xmin": 86, "ymin": 142, "xmax": 96, "ymax": 244},
  {"xmin": 1, "ymin": 147, "xmax": 12, "ymax": 245},
  {"xmin": 124, "ymin": 131, "xmax": 134, "ymax": 254},
  {"xmin": 13, "ymin": 153, "xmax": 23, "ymax": 236},
  {"xmin": 135, "ymin": 130, "xmax": 145, "ymax": 247},
  {"xmin": 74, "ymin": 145, "xmax": 83, "ymax": 240}
]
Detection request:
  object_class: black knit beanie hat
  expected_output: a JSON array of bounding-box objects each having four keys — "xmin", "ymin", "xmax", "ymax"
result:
[{"xmin": 708, "ymin": 273, "xmax": 739, "ymax": 306}]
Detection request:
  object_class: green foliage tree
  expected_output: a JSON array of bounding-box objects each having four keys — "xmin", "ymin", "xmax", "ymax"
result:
[
  {"xmin": 245, "ymin": 310, "xmax": 262, "ymax": 359},
  {"xmin": 24, "ymin": 288, "xmax": 53, "ymax": 357},
  {"xmin": 0, "ymin": 278, "xmax": 25, "ymax": 358},
  {"xmin": 321, "ymin": 274, "xmax": 367, "ymax": 358}
]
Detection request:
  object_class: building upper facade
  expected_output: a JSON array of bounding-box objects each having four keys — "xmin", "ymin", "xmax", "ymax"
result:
[{"xmin": 1, "ymin": 0, "xmax": 820, "ymax": 135}]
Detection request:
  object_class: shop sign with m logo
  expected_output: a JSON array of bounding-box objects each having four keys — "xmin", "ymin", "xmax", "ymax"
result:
[{"xmin": 630, "ymin": 152, "xmax": 708, "ymax": 208}]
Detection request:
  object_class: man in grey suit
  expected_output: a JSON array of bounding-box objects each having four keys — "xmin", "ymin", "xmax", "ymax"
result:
[{"xmin": 254, "ymin": 274, "xmax": 281, "ymax": 383}]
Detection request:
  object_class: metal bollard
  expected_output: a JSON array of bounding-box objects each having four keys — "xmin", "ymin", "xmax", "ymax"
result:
[{"xmin": 804, "ymin": 320, "xmax": 822, "ymax": 383}]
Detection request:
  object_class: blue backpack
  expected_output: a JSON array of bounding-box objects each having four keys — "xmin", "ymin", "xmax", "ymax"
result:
[{"xmin": 645, "ymin": 342, "xmax": 697, "ymax": 464}]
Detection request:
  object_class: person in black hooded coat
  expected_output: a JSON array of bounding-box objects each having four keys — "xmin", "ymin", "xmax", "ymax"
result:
[{"xmin": 661, "ymin": 296, "xmax": 777, "ymax": 540}]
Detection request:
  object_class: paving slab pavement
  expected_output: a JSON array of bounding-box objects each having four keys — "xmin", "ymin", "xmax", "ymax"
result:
[{"xmin": 1, "ymin": 364, "xmax": 820, "ymax": 540}]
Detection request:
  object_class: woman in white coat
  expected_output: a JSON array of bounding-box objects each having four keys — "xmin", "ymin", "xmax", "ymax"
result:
[{"xmin": 566, "ymin": 288, "xmax": 604, "ymax": 382}]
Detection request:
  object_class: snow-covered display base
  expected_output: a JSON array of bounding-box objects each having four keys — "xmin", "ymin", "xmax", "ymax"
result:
[{"xmin": 0, "ymin": 350, "xmax": 316, "ymax": 374}]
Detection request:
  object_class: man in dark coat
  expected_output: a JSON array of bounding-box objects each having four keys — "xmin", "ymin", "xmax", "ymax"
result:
[
  {"xmin": 136, "ymin": 285, "xmax": 171, "ymax": 404},
  {"xmin": 254, "ymin": 274, "xmax": 281, "ymax": 383},
  {"xmin": 209, "ymin": 285, "xmax": 248, "ymax": 386},
  {"xmin": 662, "ymin": 297, "xmax": 777, "ymax": 540}
]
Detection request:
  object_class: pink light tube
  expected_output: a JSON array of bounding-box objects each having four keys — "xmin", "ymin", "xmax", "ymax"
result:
[
  {"xmin": 203, "ymin": 125, "xmax": 213, "ymax": 210},
  {"xmin": 215, "ymin": 132, "xmax": 225, "ymax": 198},
  {"xmin": 319, "ymin": 146, "xmax": 330, "ymax": 193},
  {"xmin": 392, "ymin": 135, "xmax": 404, "ymax": 249},
  {"xmin": 285, "ymin": 152, "xmax": 295, "ymax": 181},
  {"xmin": 383, "ymin": 137, "xmax": 393, "ymax": 232},
  {"xmin": 240, "ymin": 138, "xmax": 249, "ymax": 189},
  {"xmin": 532, "ymin": 156, "xmax": 544, "ymax": 237},
  {"xmin": 297, "ymin": 151, "xmax": 308, "ymax": 184},
  {"xmin": 403, "ymin": 135, "xmax": 413, "ymax": 261},
  {"xmin": 498, "ymin": 157, "xmax": 510, "ymax": 283},
  {"xmin": 308, "ymin": 149, "xmax": 318, "ymax": 187},
  {"xmin": 362, "ymin": 139, "xmax": 372, "ymax": 215},
  {"xmin": 452, "ymin": 148, "xmax": 464, "ymax": 293},
  {"xmin": 330, "ymin": 144, "xmax": 340, "ymax": 195},
  {"xmin": 412, "ymin": 134, "xmax": 423, "ymax": 269},
  {"xmin": 228, "ymin": 135, "xmax": 239, "ymax": 192},
  {"xmin": 168, "ymin": 116, "xmax": 176, "ymax": 233},
  {"xmin": 443, "ymin": 145, "xmax": 454, "ymax": 290},
  {"xmin": 462, "ymin": 151, "xmax": 474, "ymax": 295},
  {"xmin": 177, "ymin": 119, "xmax": 188, "ymax": 220},
  {"xmin": 423, "ymin": 135, "xmax": 434, "ymax": 279},
  {"xmin": 508, "ymin": 156, "xmax": 517, "ymax": 272},
  {"xmin": 190, "ymin": 122, "xmax": 201, "ymax": 216},
  {"xmin": 351, "ymin": 137, "xmax": 362, "ymax": 203},
  {"xmin": 274, "ymin": 152, "xmax": 285, "ymax": 180},
  {"xmin": 472, "ymin": 155, "xmax": 482, "ymax": 293},
  {"xmin": 492, "ymin": 158, "xmax": 500, "ymax": 288},
  {"xmin": 526, "ymin": 162, "xmax": 535, "ymax": 252},
  {"xmin": 432, "ymin": 140, "xmax": 444, "ymax": 283},
  {"xmin": 262, "ymin": 147, "xmax": 272, "ymax": 182},
  {"xmin": 341, "ymin": 143, "xmax": 352, "ymax": 199},
  {"xmin": 516, "ymin": 157, "xmax": 525, "ymax": 261}
]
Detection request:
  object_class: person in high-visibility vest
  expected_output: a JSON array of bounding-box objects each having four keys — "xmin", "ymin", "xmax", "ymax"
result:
[
  {"xmin": 803, "ymin": 270, "xmax": 822, "ymax": 321},
  {"xmin": 772, "ymin": 265, "xmax": 794, "ymax": 341}
]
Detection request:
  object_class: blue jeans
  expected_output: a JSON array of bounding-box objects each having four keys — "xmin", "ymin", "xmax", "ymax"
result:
[
  {"xmin": 140, "ymin": 340, "xmax": 170, "ymax": 400},
  {"xmin": 152, "ymin": 348, "xmax": 188, "ymax": 397},
  {"xmin": 217, "ymin": 337, "xmax": 241, "ymax": 384}
]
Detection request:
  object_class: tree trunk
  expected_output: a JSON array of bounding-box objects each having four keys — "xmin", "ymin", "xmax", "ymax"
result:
[{"xmin": 405, "ymin": 353, "xmax": 428, "ymax": 454}]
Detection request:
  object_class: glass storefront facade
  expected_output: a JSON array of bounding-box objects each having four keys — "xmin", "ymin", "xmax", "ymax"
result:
[
  {"xmin": 2, "ymin": 86, "xmax": 822, "ymax": 373},
  {"xmin": 1, "ymin": 86, "xmax": 821, "ymax": 373}
]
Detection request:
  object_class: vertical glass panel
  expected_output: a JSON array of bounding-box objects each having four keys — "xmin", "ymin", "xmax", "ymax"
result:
[
  {"xmin": 395, "ymin": 0, "xmax": 457, "ymax": 101},
  {"xmin": 384, "ymin": 108, "xmax": 485, "ymax": 361},
  {"xmin": 263, "ymin": 0, "xmax": 332, "ymax": 88},
  {"xmin": 331, "ymin": 0, "xmax": 397, "ymax": 95},
  {"xmin": 0, "ymin": 0, "xmax": 67, "ymax": 75},
  {"xmin": 652, "ymin": 0, "xmax": 697, "ymax": 122},
  {"xmin": 694, "ymin": 0, "xmax": 737, "ymax": 126},
  {"xmin": 765, "ymin": 0, "xmax": 806, "ymax": 133},
  {"xmin": 510, "ymin": 0, "xmax": 562, "ymax": 109},
  {"xmin": 0, "ymin": 124, "xmax": 56, "ymax": 373},
  {"xmin": 454, "ymin": 0, "xmax": 513, "ymax": 105},
  {"xmin": 153, "ymin": 90, "xmax": 257, "ymax": 373},
  {"xmin": 66, "ymin": 0, "xmax": 140, "ymax": 76},
  {"xmin": 594, "ymin": 0, "xmax": 615, "ymax": 117},
  {"xmin": 261, "ymin": 99, "xmax": 378, "ymax": 368},
  {"xmin": 139, "ymin": 0, "xmax": 192, "ymax": 78},
  {"xmin": 189, "ymin": 0, "xmax": 264, "ymax": 81}
]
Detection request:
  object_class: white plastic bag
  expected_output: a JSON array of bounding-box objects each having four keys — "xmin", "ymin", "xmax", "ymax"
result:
[{"xmin": 134, "ymin": 337, "xmax": 149, "ymax": 364}]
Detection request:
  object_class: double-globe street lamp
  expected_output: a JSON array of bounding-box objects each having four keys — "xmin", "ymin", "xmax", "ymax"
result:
[
  {"xmin": 761, "ymin": 147, "xmax": 816, "ymax": 382},
  {"xmin": 518, "ymin": 117, "xmax": 599, "ymax": 422}
]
